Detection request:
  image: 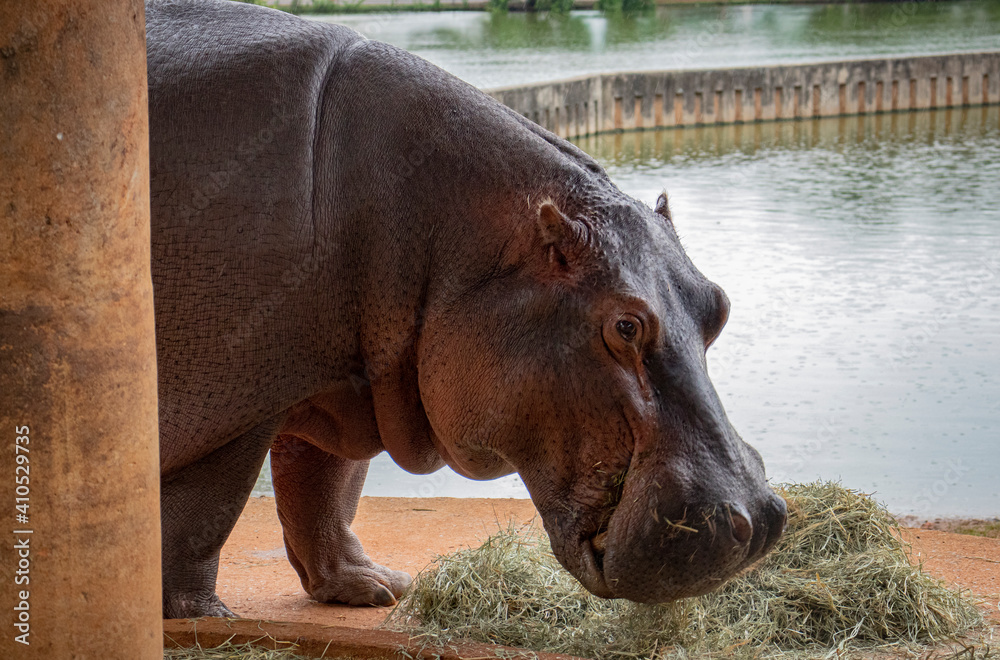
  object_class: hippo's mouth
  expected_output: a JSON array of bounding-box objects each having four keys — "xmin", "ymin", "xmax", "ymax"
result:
[
  {"xmin": 571, "ymin": 468, "xmax": 628, "ymax": 599},
  {"xmin": 575, "ymin": 533, "xmax": 614, "ymax": 598}
]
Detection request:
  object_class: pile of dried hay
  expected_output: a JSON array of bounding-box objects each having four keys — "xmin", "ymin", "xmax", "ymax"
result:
[
  {"xmin": 164, "ymin": 642, "xmax": 314, "ymax": 660},
  {"xmin": 388, "ymin": 482, "xmax": 987, "ymax": 659}
]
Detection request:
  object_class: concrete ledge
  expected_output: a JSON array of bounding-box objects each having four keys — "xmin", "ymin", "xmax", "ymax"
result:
[
  {"xmin": 487, "ymin": 51, "xmax": 1000, "ymax": 138},
  {"xmin": 163, "ymin": 617, "xmax": 584, "ymax": 660}
]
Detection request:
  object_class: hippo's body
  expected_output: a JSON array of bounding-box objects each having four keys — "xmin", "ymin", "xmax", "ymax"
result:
[{"xmin": 147, "ymin": 0, "xmax": 785, "ymax": 619}]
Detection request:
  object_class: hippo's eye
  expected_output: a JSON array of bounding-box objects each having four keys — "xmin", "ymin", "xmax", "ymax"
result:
[
  {"xmin": 604, "ymin": 312, "xmax": 646, "ymax": 361},
  {"xmin": 616, "ymin": 319, "xmax": 638, "ymax": 342}
]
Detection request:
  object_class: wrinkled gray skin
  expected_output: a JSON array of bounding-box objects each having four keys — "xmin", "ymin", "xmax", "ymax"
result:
[{"xmin": 147, "ymin": 0, "xmax": 786, "ymax": 619}]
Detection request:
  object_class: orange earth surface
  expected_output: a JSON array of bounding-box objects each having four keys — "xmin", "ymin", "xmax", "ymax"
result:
[{"xmin": 216, "ymin": 496, "xmax": 1000, "ymax": 631}]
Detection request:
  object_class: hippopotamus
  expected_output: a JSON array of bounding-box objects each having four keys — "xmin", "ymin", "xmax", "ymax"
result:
[{"xmin": 146, "ymin": 0, "xmax": 786, "ymax": 619}]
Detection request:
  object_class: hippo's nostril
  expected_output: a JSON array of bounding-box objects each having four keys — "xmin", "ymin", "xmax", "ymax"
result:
[
  {"xmin": 757, "ymin": 493, "xmax": 788, "ymax": 554},
  {"xmin": 728, "ymin": 504, "xmax": 753, "ymax": 545},
  {"xmin": 772, "ymin": 494, "xmax": 788, "ymax": 535}
]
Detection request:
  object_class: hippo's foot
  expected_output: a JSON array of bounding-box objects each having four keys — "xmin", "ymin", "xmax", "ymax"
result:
[
  {"xmin": 306, "ymin": 560, "xmax": 412, "ymax": 607},
  {"xmin": 163, "ymin": 590, "xmax": 237, "ymax": 619},
  {"xmin": 269, "ymin": 437, "xmax": 414, "ymax": 607}
]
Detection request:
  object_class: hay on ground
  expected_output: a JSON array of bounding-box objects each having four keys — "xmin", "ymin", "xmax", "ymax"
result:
[
  {"xmin": 388, "ymin": 482, "xmax": 987, "ymax": 659},
  {"xmin": 164, "ymin": 641, "xmax": 316, "ymax": 659}
]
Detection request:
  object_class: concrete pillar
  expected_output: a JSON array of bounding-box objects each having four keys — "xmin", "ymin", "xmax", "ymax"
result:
[{"xmin": 0, "ymin": 2, "xmax": 162, "ymax": 658}]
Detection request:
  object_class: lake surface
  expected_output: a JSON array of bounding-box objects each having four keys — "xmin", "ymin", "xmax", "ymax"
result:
[
  {"xmin": 314, "ymin": 1, "xmax": 1000, "ymax": 89},
  {"xmin": 254, "ymin": 4, "xmax": 1000, "ymax": 516}
]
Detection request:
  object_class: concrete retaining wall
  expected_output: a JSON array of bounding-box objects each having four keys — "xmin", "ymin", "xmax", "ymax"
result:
[{"xmin": 486, "ymin": 51, "xmax": 1000, "ymax": 138}]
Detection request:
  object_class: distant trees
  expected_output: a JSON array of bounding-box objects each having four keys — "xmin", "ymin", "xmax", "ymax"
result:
[{"xmin": 490, "ymin": 0, "xmax": 650, "ymax": 13}]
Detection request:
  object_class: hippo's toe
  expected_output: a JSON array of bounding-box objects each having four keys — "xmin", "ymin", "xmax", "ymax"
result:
[
  {"xmin": 370, "ymin": 584, "xmax": 398, "ymax": 607},
  {"xmin": 163, "ymin": 590, "xmax": 237, "ymax": 619},
  {"xmin": 308, "ymin": 563, "xmax": 412, "ymax": 607}
]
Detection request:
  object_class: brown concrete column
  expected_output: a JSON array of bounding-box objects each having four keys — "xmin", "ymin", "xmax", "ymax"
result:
[{"xmin": 0, "ymin": 2, "xmax": 162, "ymax": 658}]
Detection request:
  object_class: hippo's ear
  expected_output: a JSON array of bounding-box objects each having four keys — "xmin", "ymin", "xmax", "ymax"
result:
[
  {"xmin": 537, "ymin": 201, "xmax": 589, "ymax": 275},
  {"xmin": 654, "ymin": 192, "xmax": 672, "ymax": 224}
]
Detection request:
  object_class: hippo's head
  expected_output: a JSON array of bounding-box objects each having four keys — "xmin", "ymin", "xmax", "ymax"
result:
[{"xmin": 417, "ymin": 189, "xmax": 786, "ymax": 603}]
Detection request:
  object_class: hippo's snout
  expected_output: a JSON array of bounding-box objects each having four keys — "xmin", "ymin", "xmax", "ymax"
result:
[
  {"xmin": 542, "ymin": 439, "xmax": 789, "ymax": 605},
  {"xmin": 594, "ymin": 488, "xmax": 787, "ymax": 603}
]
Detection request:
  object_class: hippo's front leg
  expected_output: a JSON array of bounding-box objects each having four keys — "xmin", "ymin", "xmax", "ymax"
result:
[{"xmin": 269, "ymin": 436, "xmax": 411, "ymax": 606}]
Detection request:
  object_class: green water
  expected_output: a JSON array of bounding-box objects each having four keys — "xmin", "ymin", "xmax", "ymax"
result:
[{"xmin": 314, "ymin": 1, "xmax": 1000, "ymax": 88}]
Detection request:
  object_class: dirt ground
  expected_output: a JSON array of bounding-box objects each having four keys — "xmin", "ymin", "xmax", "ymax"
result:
[{"xmin": 217, "ymin": 496, "xmax": 1000, "ymax": 631}]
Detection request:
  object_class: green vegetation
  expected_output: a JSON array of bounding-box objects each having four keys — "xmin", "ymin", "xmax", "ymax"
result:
[
  {"xmin": 488, "ymin": 0, "xmax": 577, "ymax": 15},
  {"xmin": 955, "ymin": 519, "xmax": 1000, "ymax": 539},
  {"xmin": 596, "ymin": 0, "xmax": 653, "ymax": 14},
  {"xmin": 389, "ymin": 482, "xmax": 989, "ymax": 660},
  {"xmin": 538, "ymin": 0, "xmax": 577, "ymax": 13}
]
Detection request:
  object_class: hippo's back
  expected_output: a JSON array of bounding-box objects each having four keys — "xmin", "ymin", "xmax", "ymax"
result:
[
  {"xmin": 146, "ymin": 0, "xmax": 364, "ymax": 467},
  {"xmin": 146, "ymin": 0, "xmax": 362, "ymax": 236}
]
